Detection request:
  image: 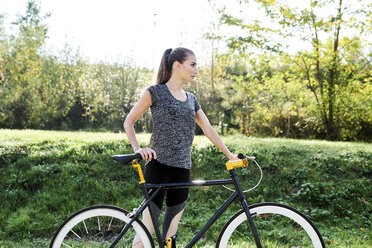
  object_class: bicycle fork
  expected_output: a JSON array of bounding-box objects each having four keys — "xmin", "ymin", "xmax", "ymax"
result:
[{"xmin": 230, "ymin": 169, "xmax": 263, "ymax": 248}]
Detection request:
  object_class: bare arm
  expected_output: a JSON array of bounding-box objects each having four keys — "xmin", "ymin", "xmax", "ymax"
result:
[
  {"xmin": 195, "ymin": 109, "xmax": 236, "ymax": 161},
  {"xmin": 124, "ymin": 89, "xmax": 157, "ymax": 161}
]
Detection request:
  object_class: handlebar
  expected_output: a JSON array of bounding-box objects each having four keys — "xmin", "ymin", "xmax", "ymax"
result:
[
  {"xmin": 225, "ymin": 153, "xmax": 256, "ymax": 171},
  {"xmin": 238, "ymin": 153, "xmax": 256, "ymax": 161}
]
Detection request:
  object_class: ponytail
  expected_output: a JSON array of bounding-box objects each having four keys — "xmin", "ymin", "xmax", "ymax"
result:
[
  {"xmin": 156, "ymin": 48, "xmax": 173, "ymax": 84},
  {"xmin": 156, "ymin": 47, "xmax": 195, "ymax": 84}
]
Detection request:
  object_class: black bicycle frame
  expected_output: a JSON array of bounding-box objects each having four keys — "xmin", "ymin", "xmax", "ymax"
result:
[{"xmin": 109, "ymin": 169, "xmax": 263, "ymax": 248}]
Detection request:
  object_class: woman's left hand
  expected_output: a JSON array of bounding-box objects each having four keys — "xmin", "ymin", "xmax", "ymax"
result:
[{"xmin": 228, "ymin": 154, "xmax": 239, "ymax": 161}]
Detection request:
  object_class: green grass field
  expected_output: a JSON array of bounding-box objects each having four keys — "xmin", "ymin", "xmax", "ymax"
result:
[{"xmin": 0, "ymin": 129, "xmax": 371, "ymax": 247}]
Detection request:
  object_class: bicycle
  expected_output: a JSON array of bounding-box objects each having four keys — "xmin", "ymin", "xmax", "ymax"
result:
[{"xmin": 49, "ymin": 153, "xmax": 325, "ymax": 248}]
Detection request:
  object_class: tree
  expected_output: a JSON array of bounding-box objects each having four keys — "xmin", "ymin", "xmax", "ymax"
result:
[
  {"xmin": 0, "ymin": 0, "xmax": 155, "ymax": 131},
  {"xmin": 218, "ymin": 0, "xmax": 372, "ymax": 140},
  {"xmin": 0, "ymin": 14, "xmax": 7, "ymax": 82},
  {"xmin": 86, "ymin": 61, "xmax": 154, "ymax": 131},
  {"xmin": 0, "ymin": 0, "xmax": 50, "ymax": 128}
]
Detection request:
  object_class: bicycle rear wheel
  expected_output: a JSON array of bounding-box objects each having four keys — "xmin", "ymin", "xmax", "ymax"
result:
[
  {"xmin": 50, "ymin": 205, "xmax": 154, "ymax": 248},
  {"xmin": 217, "ymin": 202, "xmax": 325, "ymax": 248}
]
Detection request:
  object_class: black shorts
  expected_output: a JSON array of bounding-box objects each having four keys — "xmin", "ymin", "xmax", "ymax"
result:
[{"xmin": 144, "ymin": 159, "xmax": 190, "ymax": 209}]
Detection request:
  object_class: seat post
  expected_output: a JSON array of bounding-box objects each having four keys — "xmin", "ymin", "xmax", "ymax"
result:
[{"xmin": 131, "ymin": 160, "xmax": 145, "ymax": 184}]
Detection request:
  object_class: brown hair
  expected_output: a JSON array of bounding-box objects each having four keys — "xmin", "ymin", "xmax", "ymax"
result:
[{"xmin": 156, "ymin": 47, "xmax": 195, "ymax": 84}]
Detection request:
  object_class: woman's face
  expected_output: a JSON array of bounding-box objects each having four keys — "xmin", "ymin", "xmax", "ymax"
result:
[{"xmin": 178, "ymin": 54, "xmax": 198, "ymax": 83}]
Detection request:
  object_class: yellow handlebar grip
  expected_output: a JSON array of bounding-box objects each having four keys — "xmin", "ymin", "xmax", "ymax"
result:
[
  {"xmin": 131, "ymin": 160, "xmax": 145, "ymax": 184},
  {"xmin": 225, "ymin": 158, "xmax": 248, "ymax": 170},
  {"xmin": 166, "ymin": 238, "xmax": 172, "ymax": 248}
]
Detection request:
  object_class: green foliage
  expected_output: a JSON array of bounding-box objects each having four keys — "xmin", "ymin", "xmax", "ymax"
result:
[
  {"xmin": 0, "ymin": 130, "xmax": 371, "ymax": 247},
  {"xmin": 216, "ymin": 0, "xmax": 372, "ymax": 141},
  {"xmin": 0, "ymin": 1, "xmax": 371, "ymax": 245},
  {"xmin": 0, "ymin": 0, "xmax": 371, "ymax": 141},
  {"xmin": 0, "ymin": 1, "xmax": 154, "ymax": 132},
  {"xmin": 0, "ymin": 1, "xmax": 50, "ymax": 128}
]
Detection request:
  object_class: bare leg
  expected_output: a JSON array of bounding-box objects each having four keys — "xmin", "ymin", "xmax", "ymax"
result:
[
  {"xmin": 165, "ymin": 209, "xmax": 184, "ymax": 238},
  {"xmin": 132, "ymin": 205, "xmax": 161, "ymax": 248},
  {"xmin": 162, "ymin": 202, "xmax": 186, "ymax": 247}
]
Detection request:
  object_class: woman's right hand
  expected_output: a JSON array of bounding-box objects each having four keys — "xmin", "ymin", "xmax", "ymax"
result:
[{"xmin": 135, "ymin": 147, "xmax": 157, "ymax": 161}]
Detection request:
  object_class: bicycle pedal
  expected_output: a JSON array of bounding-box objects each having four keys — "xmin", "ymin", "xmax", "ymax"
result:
[{"xmin": 164, "ymin": 234, "xmax": 177, "ymax": 248}]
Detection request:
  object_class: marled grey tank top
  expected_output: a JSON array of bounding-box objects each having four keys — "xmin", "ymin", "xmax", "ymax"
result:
[{"xmin": 147, "ymin": 84, "xmax": 201, "ymax": 169}]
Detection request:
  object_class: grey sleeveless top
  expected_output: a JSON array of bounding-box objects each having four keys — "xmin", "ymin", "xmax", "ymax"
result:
[{"xmin": 147, "ymin": 84, "xmax": 201, "ymax": 169}]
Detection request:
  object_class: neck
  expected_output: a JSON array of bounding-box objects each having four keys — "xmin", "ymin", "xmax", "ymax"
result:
[{"xmin": 166, "ymin": 77, "xmax": 184, "ymax": 91}]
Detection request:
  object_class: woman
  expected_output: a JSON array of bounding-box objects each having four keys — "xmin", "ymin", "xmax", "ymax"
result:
[{"xmin": 124, "ymin": 47, "xmax": 237, "ymax": 247}]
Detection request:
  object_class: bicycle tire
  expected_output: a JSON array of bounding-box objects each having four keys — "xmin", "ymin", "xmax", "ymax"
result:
[
  {"xmin": 50, "ymin": 205, "xmax": 154, "ymax": 248},
  {"xmin": 217, "ymin": 202, "xmax": 325, "ymax": 248}
]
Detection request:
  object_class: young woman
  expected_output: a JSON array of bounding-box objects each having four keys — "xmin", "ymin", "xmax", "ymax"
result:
[{"xmin": 124, "ymin": 47, "xmax": 237, "ymax": 247}]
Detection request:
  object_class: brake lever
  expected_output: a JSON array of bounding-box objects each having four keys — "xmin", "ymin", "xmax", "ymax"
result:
[{"xmin": 245, "ymin": 156, "xmax": 256, "ymax": 161}]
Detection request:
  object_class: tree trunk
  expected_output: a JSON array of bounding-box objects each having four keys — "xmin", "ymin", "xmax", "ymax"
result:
[{"xmin": 325, "ymin": 0, "xmax": 343, "ymax": 141}]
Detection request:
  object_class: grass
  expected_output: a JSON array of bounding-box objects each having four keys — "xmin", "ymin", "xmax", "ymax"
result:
[{"xmin": 0, "ymin": 129, "xmax": 371, "ymax": 247}]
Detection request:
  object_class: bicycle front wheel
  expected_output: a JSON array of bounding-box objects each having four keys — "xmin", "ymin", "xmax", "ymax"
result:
[
  {"xmin": 50, "ymin": 205, "xmax": 154, "ymax": 248},
  {"xmin": 217, "ymin": 202, "xmax": 325, "ymax": 248}
]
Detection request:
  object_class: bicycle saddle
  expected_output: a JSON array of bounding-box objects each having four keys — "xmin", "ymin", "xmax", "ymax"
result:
[{"xmin": 112, "ymin": 153, "xmax": 142, "ymax": 164}]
